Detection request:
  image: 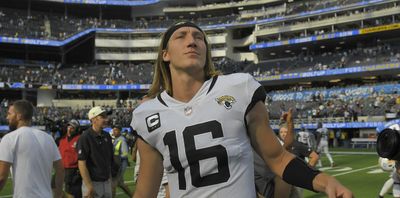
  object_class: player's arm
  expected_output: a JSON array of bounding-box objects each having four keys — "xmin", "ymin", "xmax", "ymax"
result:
[
  {"xmin": 78, "ymin": 160, "xmax": 95, "ymax": 197},
  {"xmin": 308, "ymin": 151, "xmax": 319, "ymax": 167},
  {"xmin": 246, "ymin": 101, "xmax": 294, "ymax": 177},
  {"xmin": 53, "ymin": 159, "xmax": 64, "ymax": 198},
  {"xmin": 133, "ymin": 138, "xmax": 164, "ymax": 198},
  {"xmin": 315, "ymin": 131, "xmax": 322, "ymax": 146},
  {"xmin": 281, "ymin": 109, "xmax": 294, "ymax": 149},
  {"xmin": 164, "ymin": 183, "xmax": 170, "ymax": 198},
  {"xmin": 131, "ymin": 141, "xmax": 138, "ymax": 162},
  {"xmin": 121, "ymin": 139, "xmax": 129, "ymax": 159},
  {"xmin": 76, "ymin": 135, "xmax": 95, "ymax": 198},
  {"xmin": 0, "ymin": 161, "xmax": 11, "ymax": 191},
  {"xmin": 247, "ymin": 101, "xmax": 353, "ymax": 198}
]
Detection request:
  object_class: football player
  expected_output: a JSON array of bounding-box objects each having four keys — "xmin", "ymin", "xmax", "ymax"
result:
[
  {"xmin": 130, "ymin": 21, "xmax": 353, "ymax": 198},
  {"xmin": 393, "ymin": 161, "xmax": 400, "ymax": 198},
  {"xmin": 316, "ymin": 122, "xmax": 335, "ymax": 167}
]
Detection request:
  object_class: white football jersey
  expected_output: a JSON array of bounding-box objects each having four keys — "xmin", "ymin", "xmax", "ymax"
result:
[
  {"xmin": 131, "ymin": 73, "xmax": 265, "ymax": 198},
  {"xmin": 316, "ymin": 127, "xmax": 329, "ymax": 142},
  {"xmin": 297, "ymin": 131, "xmax": 316, "ymax": 149}
]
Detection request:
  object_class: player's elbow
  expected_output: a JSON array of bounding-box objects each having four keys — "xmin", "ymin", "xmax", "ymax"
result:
[{"xmin": 308, "ymin": 152, "xmax": 320, "ymax": 167}]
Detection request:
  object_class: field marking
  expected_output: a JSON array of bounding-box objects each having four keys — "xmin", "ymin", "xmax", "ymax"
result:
[
  {"xmin": 332, "ymin": 165, "xmax": 378, "ymax": 177},
  {"xmin": 0, "ymin": 180, "xmax": 137, "ymax": 198},
  {"xmin": 367, "ymin": 168, "xmax": 386, "ymax": 174},
  {"xmin": 0, "ymin": 164, "xmax": 379, "ymax": 197}
]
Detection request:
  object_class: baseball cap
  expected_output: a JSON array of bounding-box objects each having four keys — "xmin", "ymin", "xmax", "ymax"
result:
[
  {"xmin": 68, "ymin": 119, "xmax": 80, "ymax": 128},
  {"xmin": 88, "ymin": 106, "xmax": 110, "ymax": 120}
]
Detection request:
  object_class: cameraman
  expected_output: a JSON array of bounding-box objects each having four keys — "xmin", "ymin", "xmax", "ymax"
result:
[{"xmin": 59, "ymin": 119, "xmax": 82, "ymax": 198}]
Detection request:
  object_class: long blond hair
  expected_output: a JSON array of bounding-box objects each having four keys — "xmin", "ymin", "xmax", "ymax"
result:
[{"xmin": 147, "ymin": 23, "xmax": 220, "ymax": 98}]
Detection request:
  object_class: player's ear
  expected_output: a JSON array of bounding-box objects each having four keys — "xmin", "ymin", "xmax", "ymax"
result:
[
  {"xmin": 16, "ymin": 112, "xmax": 22, "ymax": 122},
  {"xmin": 163, "ymin": 49, "xmax": 170, "ymax": 62}
]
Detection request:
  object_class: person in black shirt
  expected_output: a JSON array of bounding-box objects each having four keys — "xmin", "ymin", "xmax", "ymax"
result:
[{"xmin": 77, "ymin": 106, "xmax": 113, "ymax": 198}]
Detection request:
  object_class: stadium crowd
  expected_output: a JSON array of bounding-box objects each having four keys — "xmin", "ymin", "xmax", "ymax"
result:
[
  {"xmin": 0, "ymin": 62, "xmax": 154, "ymax": 85},
  {"xmin": 249, "ymin": 41, "xmax": 400, "ymax": 77},
  {"xmin": 0, "ymin": 57, "xmax": 249, "ymax": 85},
  {"xmin": 0, "ymin": 99, "xmax": 135, "ymax": 128},
  {"xmin": 1, "ymin": 83, "xmax": 399, "ymax": 127},
  {"xmin": 0, "ymin": 0, "xmax": 392, "ymax": 41}
]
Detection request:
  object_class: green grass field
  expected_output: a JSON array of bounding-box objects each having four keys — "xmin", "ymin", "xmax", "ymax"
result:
[{"xmin": 0, "ymin": 150, "xmax": 393, "ymax": 198}]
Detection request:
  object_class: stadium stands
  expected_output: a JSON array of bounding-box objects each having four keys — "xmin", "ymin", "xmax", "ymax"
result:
[{"xmin": 0, "ymin": 0, "xmax": 399, "ymax": 142}]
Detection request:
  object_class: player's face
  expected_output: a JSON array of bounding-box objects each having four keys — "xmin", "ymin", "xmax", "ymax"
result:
[
  {"xmin": 163, "ymin": 27, "xmax": 207, "ymax": 74},
  {"xmin": 67, "ymin": 125, "xmax": 76, "ymax": 135},
  {"xmin": 93, "ymin": 113, "xmax": 108, "ymax": 129},
  {"xmin": 279, "ymin": 127, "xmax": 288, "ymax": 140},
  {"xmin": 113, "ymin": 128, "xmax": 121, "ymax": 137},
  {"xmin": 7, "ymin": 106, "xmax": 18, "ymax": 131}
]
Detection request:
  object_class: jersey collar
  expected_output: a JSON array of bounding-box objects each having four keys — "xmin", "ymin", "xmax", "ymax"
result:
[{"xmin": 157, "ymin": 76, "xmax": 218, "ymax": 107}]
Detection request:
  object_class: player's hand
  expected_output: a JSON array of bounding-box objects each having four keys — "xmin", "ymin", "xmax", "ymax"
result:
[
  {"xmin": 322, "ymin": 175, "xmax": 353, "ymax": 198},
  {"xmin": 280, "ymin": 108, "xmax": 293, "ymax": 124},
  {"xmin": 85, "ymin": 185, "xmax": 96, "ymax": 198}
]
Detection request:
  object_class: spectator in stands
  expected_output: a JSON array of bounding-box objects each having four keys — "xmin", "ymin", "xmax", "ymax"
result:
[
  {"xmin": 59, "ymin": 119, "xmax": 82, "ymax": 198},
  {"xmin": 77, "ymin": 106, "xmax": 114, "ymax": 198},
  {"xmin": 0, "ymin": 100, "xmax": 64, "ymax": 197},
  {"xmin": 111, "ymin": 125, "xmax": 132, "ymax": 198}
]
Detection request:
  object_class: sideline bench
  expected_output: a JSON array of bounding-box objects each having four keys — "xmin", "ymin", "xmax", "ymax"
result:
[{"xmin": 351, "ymin": 138, "xmax": 377, "ymax": 149}]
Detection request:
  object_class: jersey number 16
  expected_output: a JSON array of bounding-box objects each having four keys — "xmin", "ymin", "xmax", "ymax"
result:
[{"xmin": 163, "ymin": 120, "xmax": 230, "ymax": 190}]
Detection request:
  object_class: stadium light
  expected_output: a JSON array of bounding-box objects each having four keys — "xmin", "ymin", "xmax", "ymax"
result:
[
  {"xmin": 362, "ymin": 76, "xmax": 377, "ymax": 80},
  {"xmin": 329, "ymin": 79, "xmax": 341, "ymax": 83}
]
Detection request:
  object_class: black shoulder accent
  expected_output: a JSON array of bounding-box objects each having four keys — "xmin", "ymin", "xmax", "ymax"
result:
[
  {"xmin": 206, "ymin": 75, "xmax": 219, "ymax": 94},
  {"xmin": 245, "ymin": 86, "xmax": 266, "ymax": 116},
  {"xmin": 130, "ymin": 127, "xmax": 149, "ymax": 145},
  {"xmin": 157, "ymin": 93, "xmax": 168, "ymax": 107}
]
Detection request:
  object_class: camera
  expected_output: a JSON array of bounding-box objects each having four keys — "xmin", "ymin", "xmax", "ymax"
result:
[
  {"xmin": 44, "ymin": 117, "xmax": 67, "ymax": 135},
  {"xmin": 377, "ymin": 127, "xmax": 400, "ymax": 160}
]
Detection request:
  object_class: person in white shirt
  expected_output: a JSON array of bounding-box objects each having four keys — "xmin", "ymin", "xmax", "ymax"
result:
[{"xmin": 0, "ymin": 100, "xmax": 64, "ymax": 198}]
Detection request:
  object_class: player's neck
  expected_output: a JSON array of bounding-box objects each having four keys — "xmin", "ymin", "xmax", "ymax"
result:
[
  {"xmin": 17, "ymin": 121, "xmax": 31, "ymax": 129},
  {"xmin": 91, "ymin": 125, "xmax": 103, "ymax": 134},
  {"xmin": 171, "ymin": 70, "xmax": 205, "ymax": 103}
]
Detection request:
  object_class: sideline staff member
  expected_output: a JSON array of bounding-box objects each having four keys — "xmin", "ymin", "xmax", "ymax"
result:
[
  {"xmin": 59, "ymin": 119, "xmax": 82, "ymax": 198},
  {"xmin": 77, "ymin": 106, "xmax": 113, "ymax": 198}
]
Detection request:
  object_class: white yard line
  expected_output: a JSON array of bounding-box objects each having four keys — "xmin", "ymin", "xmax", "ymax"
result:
[
  {"xmin": 332, "ymin": 165, "xmax": 378, "ymax": 177},
  {"xmin": 0, "ymin": 165, "xmax": 378, "ymax": 198}
]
